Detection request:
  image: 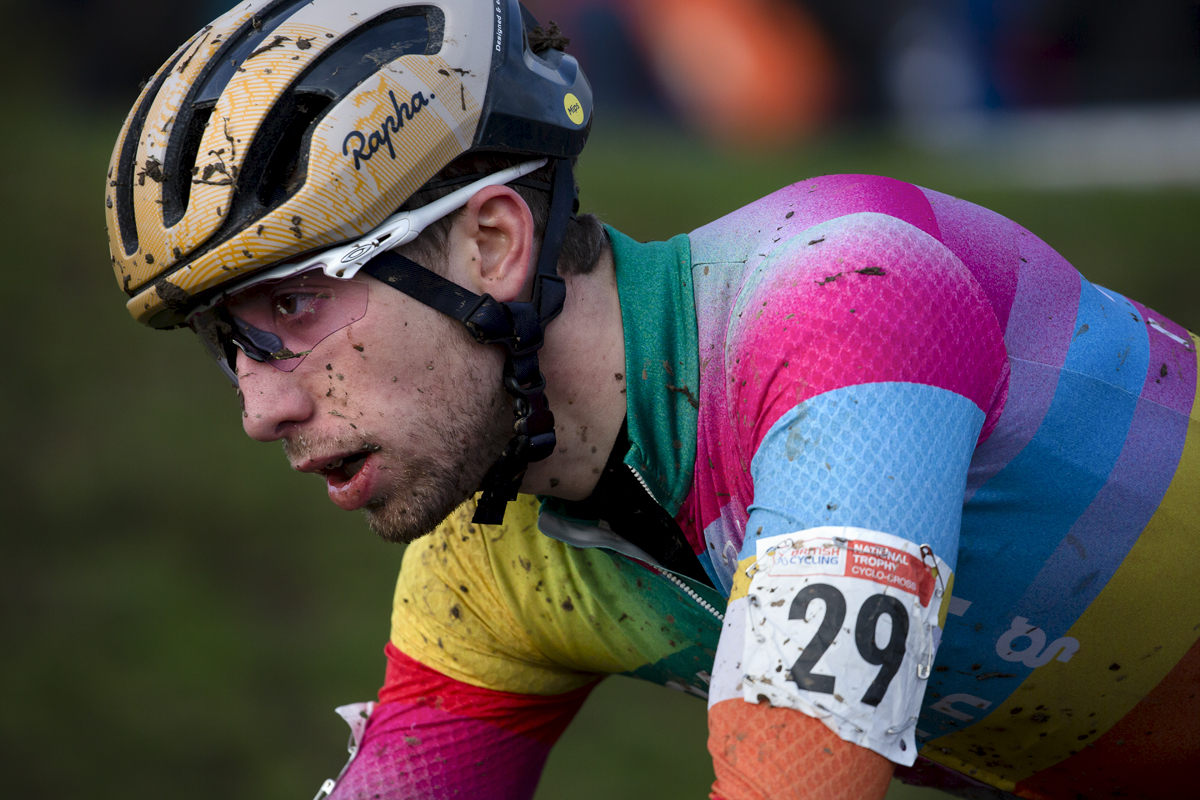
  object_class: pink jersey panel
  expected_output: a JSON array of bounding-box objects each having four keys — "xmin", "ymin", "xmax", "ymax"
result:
[
  {"xmin": 328, "ymin": 701, "xmax": 549, "ymax": 800},
  {"xmin": 726, "ymin": 212, "xmax": 1007, "ymax": 457}
]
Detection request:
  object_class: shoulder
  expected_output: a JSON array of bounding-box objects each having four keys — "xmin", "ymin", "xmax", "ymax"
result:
[
  {"xmin": 690, "ymin": 174, "xmax": 943, "ymax": 264},
  {"xmin": 715, "ymin": 208, "xmax": 1008, "ymax": 453}
]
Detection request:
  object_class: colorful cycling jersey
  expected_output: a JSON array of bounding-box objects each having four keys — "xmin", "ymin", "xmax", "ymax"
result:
[{"xmin": 328, "ymin": 174, "xmax": 1200, "ymax": 800}]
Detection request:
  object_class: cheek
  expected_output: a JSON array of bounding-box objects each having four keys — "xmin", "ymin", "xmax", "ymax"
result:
[
  {"xmin": 323, "ymin": 325, "xmax": 436, "ymax": 409},
  {"xmin": 330, "ymin": 296, "xmax": 505, "ymax": 413}
]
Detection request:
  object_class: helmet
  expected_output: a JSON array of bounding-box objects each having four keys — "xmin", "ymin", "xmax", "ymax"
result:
[
  {"xmin": 106, "ymin": 0, "xmax": 591, "ymax": 329},
  {"xmin": 106, "ymin": 0, "xmax": 594, "ymax": 524}
]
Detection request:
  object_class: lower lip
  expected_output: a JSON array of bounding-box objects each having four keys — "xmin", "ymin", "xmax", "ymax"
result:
[{"xmin": 325, "ymin": 454, "xmax": 379, "ymax": 511}]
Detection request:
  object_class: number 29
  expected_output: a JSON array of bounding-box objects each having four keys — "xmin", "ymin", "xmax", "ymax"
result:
[{"xmin": 789, "ymin": 584, "xmax": 909, "ymax": 707}]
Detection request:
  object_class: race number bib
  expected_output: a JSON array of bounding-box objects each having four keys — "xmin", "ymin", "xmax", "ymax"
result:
[{"xmin": 741, "ymin": 527, "xmax": 951, "ymax": 764}]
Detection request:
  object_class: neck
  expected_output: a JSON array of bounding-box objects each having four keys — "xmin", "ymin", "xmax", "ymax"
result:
[{"xmin": 519, "ymin": 244, "xmax": 626, "ymax": 500}]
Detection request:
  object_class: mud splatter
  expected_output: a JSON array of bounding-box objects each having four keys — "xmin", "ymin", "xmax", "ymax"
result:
[
  {"xmin": 667, "ymin": 383, "xmax": 699, "ymax": 409},
  {"xmin": 247, "ymin": 35, "xmax": 290, "ymax": 60},
  {"xmin": 157, "ymin": 280, "xmax": 191, "ymax": 310},
  {"xmin": 528, "ymin": 21, "xmax": 570, "ymax": 54},
  {"xmin": 137, "ymin": 156, "xmax": 165, "ymax": 185}
]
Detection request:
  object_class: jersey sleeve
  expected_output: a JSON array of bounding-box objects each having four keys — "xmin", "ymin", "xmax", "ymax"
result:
[
  {"xmin": 328, "ymin": 644, "xmax": 595, "ymax": 800},
  {"xmin": 706, "ymin": 211, "xmax": 1009, "ymax": 771}
]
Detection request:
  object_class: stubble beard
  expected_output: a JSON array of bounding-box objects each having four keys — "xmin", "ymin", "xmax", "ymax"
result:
[{"xmin": 362, "ymin": 374, "xmax": 511, "ymax": 544}]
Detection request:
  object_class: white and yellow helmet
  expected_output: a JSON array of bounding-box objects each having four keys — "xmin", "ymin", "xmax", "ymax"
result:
[{"xmin": 107, "ymin": 0, "xmax": 592, "ymax": 329}]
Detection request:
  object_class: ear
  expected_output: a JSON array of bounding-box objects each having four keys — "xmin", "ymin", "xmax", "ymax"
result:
[{"xmin": 444, "ymin": 185, "xmax": 536, "ymax": 302}]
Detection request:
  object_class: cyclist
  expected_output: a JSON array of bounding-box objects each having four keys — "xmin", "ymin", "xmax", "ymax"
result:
[{"xmin": 106, "ymin": 1, "xmax": 1199, "ymax": 798}]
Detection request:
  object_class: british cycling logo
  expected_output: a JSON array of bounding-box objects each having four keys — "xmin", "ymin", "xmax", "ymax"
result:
[
  {"xmin": 342, "ymin": 90, "xmax": 435, "ymax": 171},
  {"xmin": 765, "ymin": 537, "xmax": 936, "ymax": 605}
]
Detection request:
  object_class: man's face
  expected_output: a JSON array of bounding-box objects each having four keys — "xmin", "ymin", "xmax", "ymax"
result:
[{"xmin": 234, "ymin": 273, "xmax": 511, "ymax": 543}]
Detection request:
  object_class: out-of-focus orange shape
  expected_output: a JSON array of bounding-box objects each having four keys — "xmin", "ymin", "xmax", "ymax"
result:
[{"xmin": 623, "ymin": 0, "xmax": 839, "ymax": 145}]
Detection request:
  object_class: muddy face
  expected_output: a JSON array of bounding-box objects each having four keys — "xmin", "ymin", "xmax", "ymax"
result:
[{"xmin": 238, "ymin": 274, "xmax": 510, "ymax": 543}]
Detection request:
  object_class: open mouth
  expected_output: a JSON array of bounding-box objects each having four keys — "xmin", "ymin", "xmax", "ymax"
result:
[{"xmin": 322, "ymin": 445, "xmax": 380, "ymax": 483}]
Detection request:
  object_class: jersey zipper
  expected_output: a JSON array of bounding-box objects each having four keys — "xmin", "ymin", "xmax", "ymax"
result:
[
  {"xmin": 628, "ymin": 464, "xmax": 725, "ymax": 623},
  {"xmin": 627, "ymin": 463, "xmax": 662, "ymax": 506},
  {"xmin": 652, "ymin": 564, "xmax": 725, "ymax": 622}
]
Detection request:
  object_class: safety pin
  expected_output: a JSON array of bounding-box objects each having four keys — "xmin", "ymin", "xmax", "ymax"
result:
[
  {"xmin": 920, "ymin": 544, "xmax": 946, "ymax": 598},
  {"xmin": 813, "ymin": 702, "xmax": 865, "ymax": 734},
  {"xmin": 917, "ymin": 623, "xmax": 935, "ymax": 679}
]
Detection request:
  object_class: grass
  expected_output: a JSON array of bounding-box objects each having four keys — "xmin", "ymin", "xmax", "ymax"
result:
[{"xmin": 1, "ymin": 105, "xmax": 1194, "ymax": 799}]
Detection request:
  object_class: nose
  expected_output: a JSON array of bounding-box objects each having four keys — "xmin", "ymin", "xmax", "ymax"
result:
[{"xmin": 236, "ymin": 350, "xmax": 316, "ymax": 441}]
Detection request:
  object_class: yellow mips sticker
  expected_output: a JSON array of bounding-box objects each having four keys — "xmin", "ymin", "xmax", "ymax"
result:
[{"xmin": 564, "ymin": 93, "xmax": 584, "ymax": 125}]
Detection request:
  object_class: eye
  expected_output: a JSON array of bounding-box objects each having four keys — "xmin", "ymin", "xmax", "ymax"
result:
[{"xmin": 273, "ymin": 291, "xmax": 323, "ymax": 319}]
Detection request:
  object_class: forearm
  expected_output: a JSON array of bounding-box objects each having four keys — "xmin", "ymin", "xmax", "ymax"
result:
[{"xmin": 708, "ymin": 698, "xmax": 893, "ymax": 800}]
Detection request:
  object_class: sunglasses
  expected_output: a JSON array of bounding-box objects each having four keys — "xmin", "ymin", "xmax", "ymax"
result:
[{"xmin": 186, "ymin": 158, "xmax": 548, "ymax": 386}]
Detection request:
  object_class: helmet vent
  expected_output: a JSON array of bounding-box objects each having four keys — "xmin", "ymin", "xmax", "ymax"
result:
[
  {"xmin": 223, "ymin": 7, "xmax": 444, "ymax": 228},
  {"xmin": 256, "ymin": 92, "xmax": 334, "ymax": 209},
  {"xmin": 293, "ymin": 7, "xmax": 445, "ymax": 99},
  {"xmin": 114, "ymin": 45, "xmax": 190, "ymax": 257},
  {"xmin": 161, "ymin": 0, "xmax": 316, "ymax": 231},
  {"xmin": 163, "ymin": 104, "xmax": 213, "ymax": 228},
  {"xmin": 152, "ymin": 5, "xmax": 447, "ymax": 273},
  {"xmin": 192, "ymin": 0, "xmax": 320, "ymax": 106}
]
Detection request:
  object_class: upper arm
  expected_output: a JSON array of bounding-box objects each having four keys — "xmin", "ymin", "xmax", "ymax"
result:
[
  {"xmin": 707, "ymin": 212, "xmax": 1007, "ymax": 790},
  {"xmin": 708, "ymin": 697, "xmax": 894, "ymax": 800}
]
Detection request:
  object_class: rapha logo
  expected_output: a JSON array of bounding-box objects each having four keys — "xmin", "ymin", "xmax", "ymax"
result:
[{"xmin": 342, "ymin": 90, "xmax": 434, "ymax": 171}]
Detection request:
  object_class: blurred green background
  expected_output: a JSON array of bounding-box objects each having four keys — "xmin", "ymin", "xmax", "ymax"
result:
[{"xmin": 2, "ymin": 2, "xmax": 1199, "ymax": 799}]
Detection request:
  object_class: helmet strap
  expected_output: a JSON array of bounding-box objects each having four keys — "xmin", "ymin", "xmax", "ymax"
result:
[{"xmin": 363, "ymin": 157, "xmax": 577, "ymax": 524}]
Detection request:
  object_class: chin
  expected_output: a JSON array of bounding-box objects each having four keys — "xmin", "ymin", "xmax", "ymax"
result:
[
  {"xmin": 363, "ymin": 495, "xmax": 455, "ymax": 544},
  {"xmin": 363, "ymin": 375, "xmax": 511, "ymax": 543},
  {"xmin": 361, "ymin": 465, "xmax": 482, "ymax": 544}
]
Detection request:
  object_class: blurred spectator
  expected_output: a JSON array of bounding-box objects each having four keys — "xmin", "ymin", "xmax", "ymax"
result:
[
  {"xmin": 883, "ymin": 1, "xmax": 989, "ymax": 118},
  {"xmin": 529, "ymin": 0, "xmax": 1200, "ymax": 137}
]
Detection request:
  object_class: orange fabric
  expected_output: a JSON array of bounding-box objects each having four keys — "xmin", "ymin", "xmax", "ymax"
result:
[{"xmin": 708, "ymin": 698, "xmax": 894, "ymax": 800}]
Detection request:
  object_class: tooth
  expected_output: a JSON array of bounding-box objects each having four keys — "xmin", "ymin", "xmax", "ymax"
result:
[{"xmin": 326, "ymin": 458, "xmax": 344, "ymax": 470}]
